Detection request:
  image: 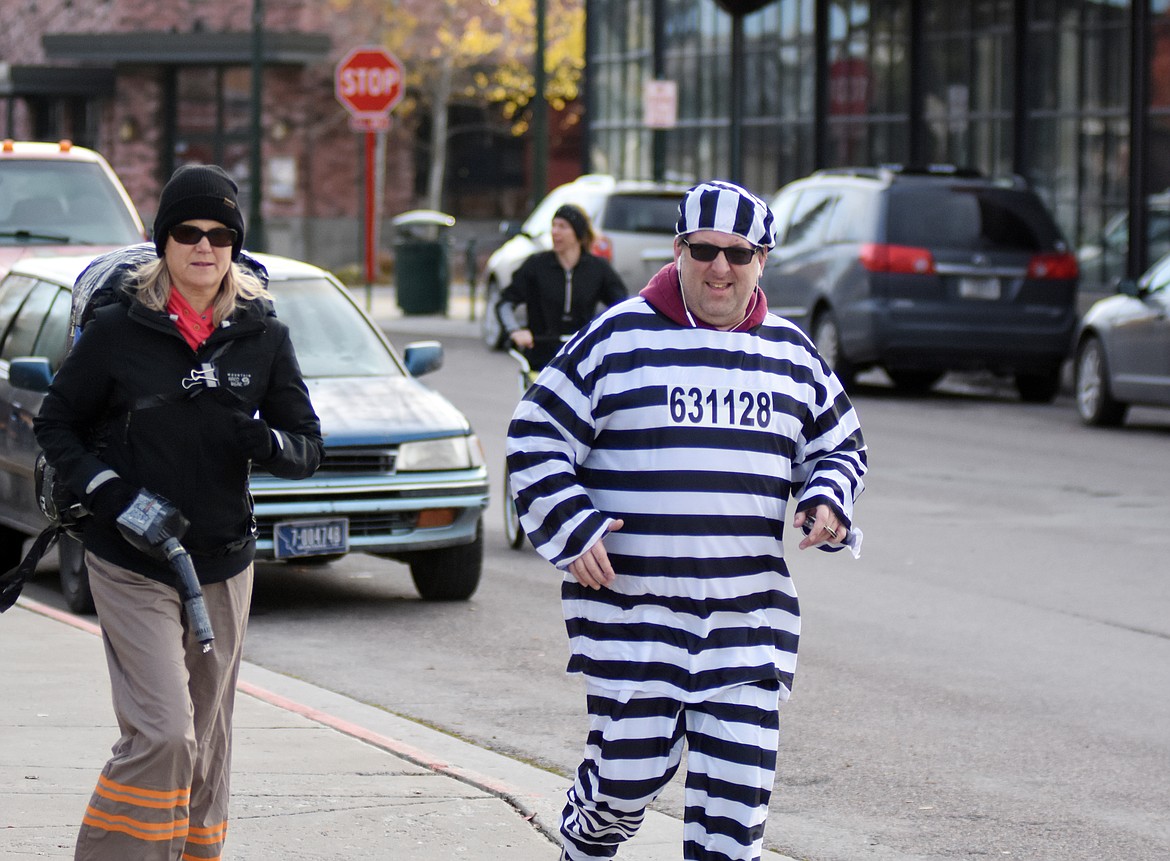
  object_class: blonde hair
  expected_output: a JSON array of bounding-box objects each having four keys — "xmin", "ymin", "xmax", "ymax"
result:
[{"xmin": 128, "ymin": 257, "xmax": 270, "ymax": 326}]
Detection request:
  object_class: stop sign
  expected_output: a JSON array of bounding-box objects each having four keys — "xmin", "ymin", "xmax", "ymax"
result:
[{"xmin": 335, "ymin": 46, "xmax": 404, "ymax": 116}]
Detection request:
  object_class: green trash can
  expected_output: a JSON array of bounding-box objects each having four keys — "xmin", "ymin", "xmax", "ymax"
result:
[{"xmin": 392, "ymin": 210, "xmax": 455, "ymax": 315}]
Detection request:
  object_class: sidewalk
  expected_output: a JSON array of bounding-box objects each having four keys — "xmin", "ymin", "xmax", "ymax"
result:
[
  {"xmin": 351, "ymin": 278, "xmax": 484, "ymax": 342},
  {"xmin": 1, "ymin": 598, "xmax": 797, "ymax": 861}
]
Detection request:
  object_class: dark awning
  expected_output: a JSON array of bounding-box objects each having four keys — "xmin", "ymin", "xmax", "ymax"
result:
[
  {"xmin": 42, "ymin": 31, "xmax": 331, "ymax": 66},
  {"xmin": 0, "ymin": 65, "xmax": 116, "ymax": 97}
]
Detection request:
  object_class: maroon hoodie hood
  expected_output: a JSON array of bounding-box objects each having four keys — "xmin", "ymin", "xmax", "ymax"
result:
[{"xmin": 639, "ymin": 262, "xmax": 769, "ymax": 332}]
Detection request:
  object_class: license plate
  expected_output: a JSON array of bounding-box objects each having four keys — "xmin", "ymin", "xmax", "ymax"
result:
[
  {"xmin": 958, "ymin": 276, "xmax": 1001, "ymax": 300},
  {"xmin": 274, "ymin": 518, "xmax": 349, "ymax": 559}
]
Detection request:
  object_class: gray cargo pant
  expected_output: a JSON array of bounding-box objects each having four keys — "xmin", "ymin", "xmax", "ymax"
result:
[{"xmin": 75, "ymin": 551, "xmax": 252, "ymax": 861}]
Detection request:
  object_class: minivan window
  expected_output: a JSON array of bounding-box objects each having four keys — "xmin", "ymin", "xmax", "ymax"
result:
[
  {"xmin": 784, "ymin": 189, "xmax": 838, "ymax": 251},
  {"xmin": 887, "ymin": 186, "xmax": 1062, "ymax": 251},
  {"xmin": 824, "ymin": 188, "xmax": 876, "ymax": 244}
]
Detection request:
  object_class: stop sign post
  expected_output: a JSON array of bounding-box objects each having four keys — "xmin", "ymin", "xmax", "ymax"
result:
[{"xmin": 335, "ymin": 47, "xmax": 405, "ymax": 284}]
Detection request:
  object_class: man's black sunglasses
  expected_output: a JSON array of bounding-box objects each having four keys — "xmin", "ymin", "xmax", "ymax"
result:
[
  {"xmin": 680, "ymin": 237, "xmax": 759, "ymax": 266},
  {"xmin": 170, "ymin": 225, "xmax": 238, "ymax": 248}
]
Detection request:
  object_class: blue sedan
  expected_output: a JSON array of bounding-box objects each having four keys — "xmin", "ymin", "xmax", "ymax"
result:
[{"xmin": 0, "ymin": 253, "xmax": 489, "ymax": 612}]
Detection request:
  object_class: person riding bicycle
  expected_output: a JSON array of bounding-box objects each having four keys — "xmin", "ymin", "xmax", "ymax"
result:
[{"xmin": 496, "ymin": 203, "xmax": 628, "ymax": 370}]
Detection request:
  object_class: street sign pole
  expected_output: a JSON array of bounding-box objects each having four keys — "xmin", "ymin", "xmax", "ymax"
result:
[
  {"xmin": 364, "ymin": 129, "xmax": 377, "ymax": 285},
  {"xmin": 334, "ymin": 46, "xmax": 404, "ymax": 299}
]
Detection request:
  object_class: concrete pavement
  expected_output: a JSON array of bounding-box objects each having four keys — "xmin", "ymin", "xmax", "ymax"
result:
[{"xmin": 2, "ymin": 596, "xmax": 797, "ymax": 861}]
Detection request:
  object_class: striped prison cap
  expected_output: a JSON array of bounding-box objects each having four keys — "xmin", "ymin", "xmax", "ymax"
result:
[{"xmin": 675, "ymin": 180, "xmax": 776, "ymax": 248}]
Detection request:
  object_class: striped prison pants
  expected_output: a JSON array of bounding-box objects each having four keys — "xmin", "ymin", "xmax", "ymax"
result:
[
  {"xmin": 560, "ymin": 680, "xmax": 781, "ymax": 861},
  {"xmin": 75, "ymin": 552, "xmax": 253, "ymax": 861}
]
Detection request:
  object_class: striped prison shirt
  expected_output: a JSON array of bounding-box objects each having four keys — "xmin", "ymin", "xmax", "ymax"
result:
[{"xmin": 506, "ymin": 289, "xmax": 867, "ymax": 704}]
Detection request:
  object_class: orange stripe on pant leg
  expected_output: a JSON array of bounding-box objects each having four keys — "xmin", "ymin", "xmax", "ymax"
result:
[
  {"xmin": 82, "ymin": 808, "xmax": 189, "ymax": 842},
  {"xmin": 186, "ymin": 820, "xmax": 228, "ymax": 843},
  {"xmin": 95, "ymin": 774, "xmax": 191, "ymax": 808},
  {"xmin": 182, "ymin": 822, "xmax": 226, "ymax": 861}
]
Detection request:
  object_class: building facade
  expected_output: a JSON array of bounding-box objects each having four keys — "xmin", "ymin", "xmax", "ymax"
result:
[
  {"xmin": 584, "ymin": 0, "xmax": 1170, "ymax": 294},
  {"xmin": 0, "ymin": 0, "xmax": 550, "ymax": 273}
]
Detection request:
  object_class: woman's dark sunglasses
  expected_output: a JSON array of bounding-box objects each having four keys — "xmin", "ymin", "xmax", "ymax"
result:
[
  {"xmin": 680, "ymin": 237, "xmax": 759, "ymax": 266},
  {"xmin": 169, "ymin": 225, "xmax": 238, "ymax": 248}
]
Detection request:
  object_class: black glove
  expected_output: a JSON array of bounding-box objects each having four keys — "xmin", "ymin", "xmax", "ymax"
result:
[
  {"xmin": 87, "ymin": 477, "xmax": 138, "ymax": 526},
  {"xmin": 235, "ymin": 414, "xmax": 275, "ymax": 461}
]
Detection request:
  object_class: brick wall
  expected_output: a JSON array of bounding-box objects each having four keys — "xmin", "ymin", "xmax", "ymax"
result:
[{"xmin": 0, "ymin": 0, "xmax": 426, "ymax": 270}]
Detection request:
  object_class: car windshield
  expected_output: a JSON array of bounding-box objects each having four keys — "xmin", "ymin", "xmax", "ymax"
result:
[
  {"xmin": 269, "ymin": 277, "xmax": 402, "ymax": 378},
  {"xmin": 599, "ymin": 194, "xmax": 682, "ymax": 233},
  {"xmin": 0, "ymin": 161, "xmax": 142, "ymax": 245},
  {"xmin": 887, "ymin": 186, "xmax": 1063, "ymax": 252}
]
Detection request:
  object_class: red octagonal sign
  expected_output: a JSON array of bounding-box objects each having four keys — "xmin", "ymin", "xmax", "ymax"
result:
[{"xmin": 335, "ymin": 46, "xmax": 404, "ymax": 116}]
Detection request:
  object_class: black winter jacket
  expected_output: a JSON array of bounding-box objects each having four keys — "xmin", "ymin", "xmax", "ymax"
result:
[
  {"xmin": 497, "ymin": 251, "xmax": 627, "ymax": 368},
  {"xmin": 34, "ymin": 284, "xmax": 324, "ymax": 587}
]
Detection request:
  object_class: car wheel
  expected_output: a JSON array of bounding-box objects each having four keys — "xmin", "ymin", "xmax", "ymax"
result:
[
  {"xmin": 409, "ymin": 519, "xmax": 483, "ymax": 601},
  {"xmin": 888, "ymin": 370, "xmax": 942, "ymax": 395},
  {"xmin": 503, "ymin": 459, "xmax": 525, "ymax": 550},
  {"xmin": 58, "ymin": 533, "xmax": 95, "ymax": 614},
  {"xmin": 1015, "ymin": 367, "xmax": 1062, "ymax": 404},
  {"xmin": 811, "ymin": 310, "xmax": 854, "ymax": 387},
  {"xmin": 1074, "ymin": 337, "xmax": 1127, "ymax": 426},
  {"xmin": 481, "ymin": 279, "xmax": 505, "ymax": 350}
]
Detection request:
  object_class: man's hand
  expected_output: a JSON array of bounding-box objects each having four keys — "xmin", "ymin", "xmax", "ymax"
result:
[
  {"xmin": 509, "ymin": 328, "xmax": 535, "ymax": 350},
  {"xmin": 568, "ymin": 519, "xmax": 625, "ymax": 589},
  {"xmin": 794, "ymin": 504, "xmax": 844, "ymax": 550}
]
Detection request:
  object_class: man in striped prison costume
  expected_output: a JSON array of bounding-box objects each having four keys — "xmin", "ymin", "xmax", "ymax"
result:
[{"xmin": 506, "ymin": 180, "xmax": 867, "ymax": 861}]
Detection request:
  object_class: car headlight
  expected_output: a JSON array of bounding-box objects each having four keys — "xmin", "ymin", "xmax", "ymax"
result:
[{"xmin": 397, "ymin": 434, "xmax": 484, "ymax": 471}]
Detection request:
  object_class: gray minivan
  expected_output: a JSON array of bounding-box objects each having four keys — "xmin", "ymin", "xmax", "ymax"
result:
[{"xmin": 760, "ymin": 165, "xmax": 1080, "ymax": 401}]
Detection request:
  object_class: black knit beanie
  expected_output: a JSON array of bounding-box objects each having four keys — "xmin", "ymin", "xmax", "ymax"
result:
[
  {"xmin": 154, "ymin": 164, "xmax": 246, "ymax": 260},
  {"xmin": 553, "ymin": 204, "xmax": 591, "ymax": 243}
]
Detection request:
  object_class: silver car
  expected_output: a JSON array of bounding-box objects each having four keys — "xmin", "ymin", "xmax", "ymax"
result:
[
  {"xmin": 0, "ymin": 253, "xmax": 489, "ymax": 612},
  {"xmin": 479, "ymin": 173, "xmax": 690, "ymax": 348},
  {"xmin": 1073, "ymin": 253, "xmax": 1170, "ymax": 426}
]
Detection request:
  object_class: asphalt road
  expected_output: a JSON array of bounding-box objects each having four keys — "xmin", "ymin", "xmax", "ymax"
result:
[{"xmin": 26, "ymin": 330, "xmax": 1170, "ymax": 861}]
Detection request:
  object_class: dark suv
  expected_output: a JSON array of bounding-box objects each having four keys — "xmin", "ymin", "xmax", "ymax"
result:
[{"xmin": 760, "ymin": 166, "xmax": 1079, "ymax": 401}]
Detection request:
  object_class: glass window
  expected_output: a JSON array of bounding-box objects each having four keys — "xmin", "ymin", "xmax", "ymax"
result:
[
  {"xmin": 825, "ymin": 188, "xmax": 877, "ymax": 243},
  {"xmin": 784, "ymin": 189, "xmax": 838, "ymax": 251},
  {"xmin": 0, "ymin": 281, "xmax": 58, "ymax": 362},
  {"xmin": 0, "ymin": 276, "xmax": 38, "ymax": 340},
  {"xmin": 886, "ymin": 186, "xmax": 1062, "ymax": 251},
  {"xmin": 31, "ymin": 287, "xmax": 72, "ymax": 372},
  {"xmin": 268, "ymin": 278, "xmax": 400, "ymax": 378},
  {"xmin": 0, "ymin": 161, "xmax": 142, "ymax": 245}
]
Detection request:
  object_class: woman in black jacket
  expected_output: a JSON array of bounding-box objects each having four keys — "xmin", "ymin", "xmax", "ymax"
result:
[
  {"xmin": 497, "ymin": 203, "xmax": 628, "ymax": 370},
  {"xmin": 34, "ymin": 165, "xmax": 323, "ymax": 861}
]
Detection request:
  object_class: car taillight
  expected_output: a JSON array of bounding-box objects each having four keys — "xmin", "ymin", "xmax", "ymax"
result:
[
  {"xmin": 591, "ymin": 234, "xmax": 613, "ymax": 261},
  {"xmin": 1026, "ymin": 251, "xmax": 1078, "ymax": 280},
  {"xmin": 859, "ymin": 243, "xmax": 936, "ymax": 274}
]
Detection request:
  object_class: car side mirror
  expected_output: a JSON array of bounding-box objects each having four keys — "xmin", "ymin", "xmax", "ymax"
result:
[
  {"xmin": 402, "ymin": 340, "xmax": 443, "ymax": 377},
  {"xmin": 8, "ymin": 356, "xmax": 53, "ymax": 392}
]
